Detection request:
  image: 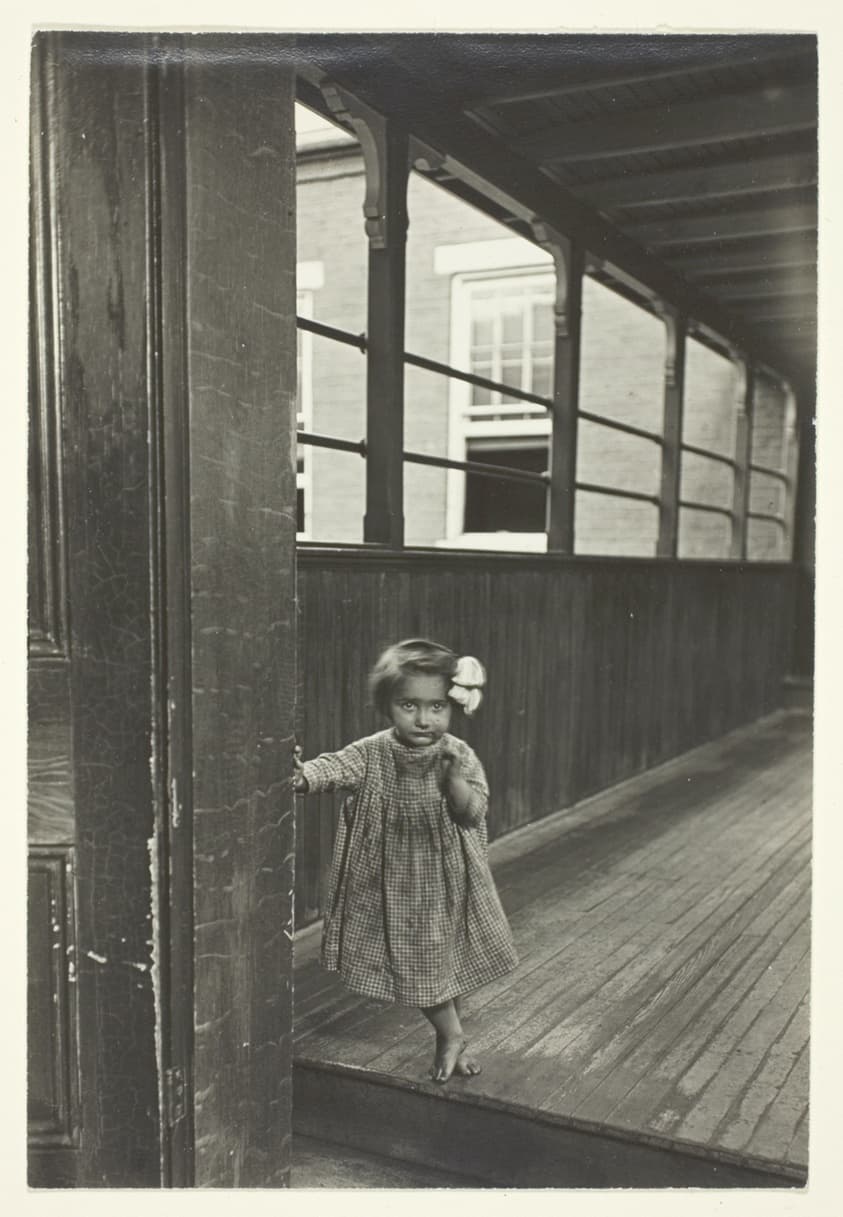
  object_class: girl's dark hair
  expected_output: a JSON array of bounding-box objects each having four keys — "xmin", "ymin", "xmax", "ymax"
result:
[{"xmin": 368, "ymin": 638, "xmax": 457, "ymax": 717}]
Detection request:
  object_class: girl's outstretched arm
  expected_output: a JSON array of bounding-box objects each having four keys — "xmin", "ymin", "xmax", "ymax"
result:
[
  {"xmin": 292, "ymin": 745, "xmax": 309, "ymax": 792},
  {"xmin": 294, "ymin": 738, "xmax": 368, "ymax": 794}
]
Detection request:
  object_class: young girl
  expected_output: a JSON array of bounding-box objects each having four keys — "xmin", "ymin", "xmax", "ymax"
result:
[{"xmin": 293, "ymin": 638, "xmax": 518, "ymax": 1084}]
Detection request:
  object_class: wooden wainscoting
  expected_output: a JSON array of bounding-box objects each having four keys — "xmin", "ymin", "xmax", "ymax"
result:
[{"xmin": 295, "ymin": 547, "xmax": 798, "ymax": 928}]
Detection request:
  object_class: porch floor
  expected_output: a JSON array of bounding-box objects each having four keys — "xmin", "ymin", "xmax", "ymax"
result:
[{"xmin": 293, "ymin": 709, "xmax": 811, "ymax": 1184}]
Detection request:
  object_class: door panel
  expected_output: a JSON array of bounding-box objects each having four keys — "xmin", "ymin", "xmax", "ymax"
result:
[
  {"xmin": 28, "ymin": 32, "xmax": 298, "ymax": 1188},
  {"xmin": 28, "ymin": 31, "xmax": 163, "ymax": 1186}
]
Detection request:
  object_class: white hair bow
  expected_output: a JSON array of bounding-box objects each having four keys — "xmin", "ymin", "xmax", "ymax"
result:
[{"xmin": 448, "ymin": 655, "xmax": 486, "ymax": 716}]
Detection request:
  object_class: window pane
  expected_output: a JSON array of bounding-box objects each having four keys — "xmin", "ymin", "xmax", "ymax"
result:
[
  {"xmin": 501, "ymin": 306, "xmax": 524, "ymax": 345},
  {"xmin": 472, "ymin": 316, "xmax": 494, "ymax": 349},
  {"xmin": 464, "ymin": 442, "xmax": 547, "ymax": 532},
  {"xmin": 531, "ymin": 358, "xmax": 552, "ymax": 400},
  {"xmin": 465, "ymin": 274, "xmax": 554, "ymax": 424},
  {"xmin": 500, "ymin": 360, "xmax": 523, "ymax": 399},
  {"xmin": 471, "ymin": 361, "xmax": 494, "ymax": 407},
  {"xmin": 532, "ymin": 302, "xmax": 553, "ymax": 343}
]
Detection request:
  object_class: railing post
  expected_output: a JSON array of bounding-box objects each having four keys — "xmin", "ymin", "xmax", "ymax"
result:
[
  {"xmin": 656, "ymin": 305, "xmax": 687, "ymax": 558},
  {"xmin": 782, "ymin": 383, "xmax": 800, "ymax": 561},
  {"xmin": 532, "ymin": 221, "xmax": 583, "ymax": 553},
  {"xmin": 729, "ymin": 357, "xmax": 754, "ymax": 560},
  {"xmin": 323, "ymin": 84, "xmax": 408, "ymax": 548}
]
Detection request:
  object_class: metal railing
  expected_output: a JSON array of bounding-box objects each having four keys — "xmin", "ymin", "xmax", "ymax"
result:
[
  {"xmin": 678, "ymin": 499, "xmax": 734, "ymax": 518},
  {"xmin": 749, "ymin": 461, "xmax": 790, "ymax": 486},
  {"xmin": 297, "ymin": 431, "xmax": 549, "ymax": 488},
  {"xmin": 296, "ymin": 315, "xmax": 791, "ymax": 551},
  {"xmin": 297, "ymin": 315, "xmax": 659, "ymax": 508}
]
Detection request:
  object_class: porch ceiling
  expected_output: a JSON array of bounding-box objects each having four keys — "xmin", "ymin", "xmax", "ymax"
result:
[{"xmin": 293, "ymin": 32, "xmax": 817, "ymax": 396}]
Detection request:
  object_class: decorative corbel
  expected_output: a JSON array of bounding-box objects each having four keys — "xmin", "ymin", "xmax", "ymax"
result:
[
  {"xmin": 653, "ymin": 301, "xmax": 684, "ymax": 389},
  {"xmin": 529, "ymin": 218, "xmax": 583, "ymax": 554},
  {"xmin": 321, "ymin": 81, "xmax": 408, "ymax": 252},
  {"xmin": 530, "ymin": 219, "xmax": 582, "ymax": 338}
]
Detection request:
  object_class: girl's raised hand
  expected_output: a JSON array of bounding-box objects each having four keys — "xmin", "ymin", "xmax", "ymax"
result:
[{"xmin": 438, "ymin": 745, "xmax": 462, "ymax": 790}]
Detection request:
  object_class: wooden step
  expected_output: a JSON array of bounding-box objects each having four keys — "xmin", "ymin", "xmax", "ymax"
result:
[
  {"xmin": 293, "ymin": 1059, "xmax": 806, "ymax": 1190},
  {"xmin": 292, "ymin": 1134, "xmax": 479, "ymax": 1188}
]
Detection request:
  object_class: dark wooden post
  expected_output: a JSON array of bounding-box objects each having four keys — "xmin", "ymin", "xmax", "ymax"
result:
[
  {"xmin": 178, "ymin": 39, "xmax": 298, "ymax": 1188},
  {"xmin": 324, "ymin": 84, "xmax": 408, "ymax": 548},
  {"xmin": 531, "ymin": 221, "xmax": 583, "ymax": 553},
  {"xmin": 782, "ymin": 383, "xmax": 800, "ymax": 561},
  {"xmin": 656, "ymin": 306, "xmax": 687, "ymax": 558},
  {"xmin": 729, "ymin": 358, "xmax": 755, "ymax": 560}
]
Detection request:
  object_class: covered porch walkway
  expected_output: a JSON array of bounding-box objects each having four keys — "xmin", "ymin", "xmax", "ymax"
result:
[{"xmin": 293, "ymin": 708, "xmax": 811, "ymax": 1187}]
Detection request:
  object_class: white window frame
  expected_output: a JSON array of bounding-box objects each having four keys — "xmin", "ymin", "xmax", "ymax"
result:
[{"xmin": 444, "ymin": 266, "xmax": 556, "ymax": 547}]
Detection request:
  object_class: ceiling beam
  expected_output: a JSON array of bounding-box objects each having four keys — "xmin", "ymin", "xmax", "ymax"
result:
[
  {"xmin": 715, "ymin": 281, "xmax": 816, "ymax": 303},
  {"xmin": 577, "ymin": 152, "xmax": 816, "ymax": 211},
  {"xmin": 738, "ymin": 306, "xmax": 816, "ymax": 325},
  {"xmin": 680, "ymin": 256, "xmax": 817, "ymax": 282},
  {"xmin": 469, "ymin": 44, "xmax": 815, "ymax": 107},
  {"xmin": 294, "ymin": 66, "xmax": 812, "ymax": 393},
  {"xmin": 667, "ymin": 239, "xmax": 816, "ymax": 274},
  {"xmin": 632, "ymin": 203, "xmax": 817, "ymax": 247},
  {"xmin": 518, "ymin": 83, "xmax": 816, "ymax": 163}
]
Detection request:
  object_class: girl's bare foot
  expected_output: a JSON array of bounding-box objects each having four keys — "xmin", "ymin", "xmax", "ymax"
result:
[
  {"xmin": 453, "ymin": 1047, "xmax": 481, "ymax": 1078},
  {"xmin": 430, "ymin": 1035, "xmax": 465, "ymax": 1084}
]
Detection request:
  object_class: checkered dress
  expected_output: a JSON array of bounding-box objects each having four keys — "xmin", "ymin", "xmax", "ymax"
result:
[{"xmin": 302, "ymin": 729, "xmax": 518, "ymax": 1006}]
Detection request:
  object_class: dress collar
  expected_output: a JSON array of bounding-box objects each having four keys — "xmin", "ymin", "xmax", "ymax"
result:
[{"xmin": 388, "ymin": 729, "xmax": 445, "ymax": 767}]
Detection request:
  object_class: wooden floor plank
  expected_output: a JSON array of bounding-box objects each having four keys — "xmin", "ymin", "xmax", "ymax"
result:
[
  {"xmin": 603, "ymin": 897, "xmax": 810, "ymax": 1133},
  {"xmin": 746, "ymin": 1040, "xmax": 809, "ymax": 1164},
  {"xmin": 517, "ymin": 840, "xmax": 808, "ymax": 1113},
  {"xmin": 717, "ymin": 993, "xmax": 810, "ymax": 1154},
  {"xmin": 293, "ymin": 710, "xmax": 812, "ymax": 1173},
  {"xmin": 673, "ymin": 952, "xmax": 811, "ymax": 1146},
  {"xmin": 668, "ymin": 925, "xmax": 808, "ymax": 1115}
]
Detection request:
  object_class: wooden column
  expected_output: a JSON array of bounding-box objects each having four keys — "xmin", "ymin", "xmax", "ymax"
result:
[
  {"xmin": 180, "ymin": 39, "xmax": 298, "ymax": 1188},
  {"xmin": 782, "ymin": 384, "xmax": 801, "ymax": 561},
  {"xmin": 656, "ymin": 307, "xmax": 687, "ymax": 558},
  {"xmin": 789, "ymin": 384, "xmax": 814, "ymax": 676},
  {"xmin": 729, "ymin": 359, "xmax": 755, "ymax": 560},
  {"xmin": 325, "ymin": 84, "xmax": 408, "ymax": 547},
  {"xmin": 531, "ymin": 221, "xmax": 583, "ymax": 554}
]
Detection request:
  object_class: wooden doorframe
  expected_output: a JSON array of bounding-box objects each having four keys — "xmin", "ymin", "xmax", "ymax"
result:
[
  {"xmin": 28, "ymin": 32, "xmax": 299, "ymax": 1187},
  {"xmin": 148, "ymin": 41, "xmax": 196, "ymax": 1186}
]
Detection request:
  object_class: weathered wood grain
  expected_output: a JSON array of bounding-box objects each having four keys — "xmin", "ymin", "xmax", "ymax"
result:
[
  {"xmin": 43, "ymin": 31, "xmax": 162, "ymax": 1185},
  {"xmin": 27, "ymin": 847, "xmax": 78, "ymax": 1156},
  {"xmin": 182, "ymin": 41, "xmax": 298, "ymax": 1189},
  {"xmin": 28, "ymin": 664, "xmax": 73, "ymax": 845}
]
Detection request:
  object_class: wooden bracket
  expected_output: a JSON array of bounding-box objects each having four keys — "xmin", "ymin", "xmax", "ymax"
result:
[
  {"xmin": 530, "ymin": 218, "xmax": 583, "ymax": 553},
  {"xmin": 322, "ymin": 81, "xmax": 408, "ymax": 251},
  {"xmin": 653, "ymin": 301, "xmax": 684, "ymax": 388},
  {"xmin": 530, "ymin": 219, "xmax": 580, "ymax": 338},
  {"xmin": 409, "ymin": 134, "xmax": 447, "ymax": 174}
]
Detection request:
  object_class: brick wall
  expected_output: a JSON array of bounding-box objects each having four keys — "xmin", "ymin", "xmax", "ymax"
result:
[{"xmin": 297, "ymin": 148, "xmax": 791, "ymax": 557}]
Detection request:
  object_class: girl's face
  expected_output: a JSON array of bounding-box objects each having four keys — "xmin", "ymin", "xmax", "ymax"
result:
[{"xmin": 389, "ymin": 673, "xmax": 452, "ymax": 747}]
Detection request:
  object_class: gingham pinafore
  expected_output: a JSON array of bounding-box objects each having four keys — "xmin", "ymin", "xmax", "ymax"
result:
[{"xmin": 301, "ymin": 729, "xmax": 518, "ymax": 1006}]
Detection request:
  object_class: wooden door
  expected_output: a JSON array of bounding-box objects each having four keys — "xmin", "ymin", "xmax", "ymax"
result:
[{"xmin": 28, "ymin": 32, "xmax": 298, "ymax": 1188}]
